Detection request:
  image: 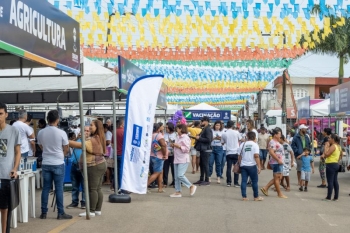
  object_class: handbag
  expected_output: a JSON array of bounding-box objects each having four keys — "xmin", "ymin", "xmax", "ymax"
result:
[
  {"xmin": 233, "ymin": 142, "xmax": 246, "ymax": 174},
  {"xmin": 267, "ymin": 163, "xmax": 272, "ymax": 170},
  {"xmin": 9, "ymin": 178, "xmax": 20, "ymax": 211},
  {"xmin": 338, "ymin": 160, "xmax": 346, "ymax": 173}
]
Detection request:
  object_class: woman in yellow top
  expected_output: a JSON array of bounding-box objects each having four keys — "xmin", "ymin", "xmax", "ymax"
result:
[
  {"xmin": 69, "ymin": 120, "xmax": 107, "ymax": 216},
  {"xmin": 321, "ymin": 134, "xmax": 341, "ymax": 201}
]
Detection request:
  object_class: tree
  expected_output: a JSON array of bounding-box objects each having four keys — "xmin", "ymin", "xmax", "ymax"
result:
[{"xmin": 299, "ymin": 5, "xmax": 350, "ymax": 84}]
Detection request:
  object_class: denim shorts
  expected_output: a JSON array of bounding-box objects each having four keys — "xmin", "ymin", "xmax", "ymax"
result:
[
  {"xmin": 151, "ymin": 157, "xmax": 164, "ymax": 173},
  {"xmin": 270, "ymin": 163, "xmax": 283, "ymax": 174}
]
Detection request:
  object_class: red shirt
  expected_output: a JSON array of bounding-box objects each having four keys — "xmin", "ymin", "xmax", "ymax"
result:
[{"xmin": 112, "ymin": 128, "xmax": 124, "ymax": 156}]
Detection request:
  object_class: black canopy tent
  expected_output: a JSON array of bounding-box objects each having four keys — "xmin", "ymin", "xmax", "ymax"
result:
[{"xmin": 0, "ymin": 0, "xmax": 92, "ymax": 218}]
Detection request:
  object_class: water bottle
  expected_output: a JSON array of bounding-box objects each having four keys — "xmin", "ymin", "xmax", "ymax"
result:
[{"xmin": 32, "ymin": 160, "xmax": 37, "ymax": 171}]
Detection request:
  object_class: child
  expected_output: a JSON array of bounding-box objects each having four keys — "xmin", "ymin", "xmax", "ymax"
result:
[
  {"xmin": 297, "ymin": 148, "xmax": 314, "ymax": 192},
  {"xmin": 280, "ymin": 135, "xmax": 294, "ymax": 191},
  {"xmin": 313, "ymin": 139, "xmax": 318, "ymax": 157}
]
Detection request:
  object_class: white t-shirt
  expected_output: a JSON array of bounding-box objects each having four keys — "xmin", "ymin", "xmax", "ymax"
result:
[
  {"xmin": 222, "ymin": 129, "xmax": 227, "ymax": 150},
  {"xmin": 222, "ymin": 129, "xmax": 242, "ymax": 155},
  {"xmin": 105, "ymin": 131, "xmax": 112, "ymax": 141},
  {"xmin": 239, "ymin": 141, "xmax": 260, "ymax": 167},
  {"xmin": 28, "ymin": 127, "xmax": 34, "ymax": 156},
  {"xmin": 212, "ymin": 130, "xmax": 223, "ymax": 147},
  {"xmin": 72, "ymin": 128, "xmax": 80, "ymax": 137},
  {"xmin": 37, "ymin": 126, "xmax": 68, "ymax": 165},
  {"xmin": 12, "ymin": 121, "xmax": 33, "ymax": 154}
]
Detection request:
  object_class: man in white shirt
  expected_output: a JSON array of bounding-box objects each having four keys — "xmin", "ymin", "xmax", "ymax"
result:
[
  {"xmin": 37, "ymin": 110, "xmax": 72, "ymax": 220},
  {"xmin": 222, "ymin": 120, "xmax": 242, "ymax": 187},
  {"xmin": 24, "ymin": 114, "xmax": 36, "ymax": 157},
  {"xmin": 12, "ymin": 110, "xmax": 35, "ymax": 159},
  {"xmin": 258, "ymin": 127, "xmax": 270, "ymax": 170}
]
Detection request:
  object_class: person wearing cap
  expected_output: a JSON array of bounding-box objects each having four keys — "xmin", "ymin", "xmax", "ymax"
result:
[
  {"xmin": 193, "ymin": 116, "xmax": 213, "ymax": 186},
  {"xmin": 291, "ymin": 124, "xmax": 311, "ymax": 186}
]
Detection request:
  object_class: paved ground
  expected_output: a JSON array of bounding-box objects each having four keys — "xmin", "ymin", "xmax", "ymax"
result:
[{"xmin": 12, "ymin": 157, "xmax": 350, "ymax": 233}]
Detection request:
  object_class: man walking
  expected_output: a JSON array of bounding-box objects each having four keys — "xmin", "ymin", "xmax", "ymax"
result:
[
  {"xmin": 291, "ymin": 124, "xmax": 311, "ymax": 186},
  {"xmin": 12, "ymin": 110, "xmax": 35, "ymax": 161},
  {"xmin": 221, "ymin": 120, "xmax": 242, "ymax": 187},
  {"xmin": 0, "ymin": 103, "xmax": 21, "ymax": 233},
  {"xmin": 38, "ymin": 110, "xmax": 72, "ymax": 220},
  {"xmin": 194, "ymin": 116, "xmax": 213, "ymax": 186},
  {"xmin": 258, "ymin": 127, "xmax": 270, "ymax": 170},
  {"xmin": 66, "ymin": 126, "xmax": 90, "ymax": 209}
]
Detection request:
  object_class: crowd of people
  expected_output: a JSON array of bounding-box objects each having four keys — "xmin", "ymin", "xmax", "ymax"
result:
[{"xmin": 1, "ymin": 101, "xmax": 350, "ymax": 232}]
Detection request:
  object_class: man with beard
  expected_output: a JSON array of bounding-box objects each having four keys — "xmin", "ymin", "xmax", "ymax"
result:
[
  {"xmin": 193, "ymin": 116, "xmax": 213, "ymax": 186},
  {"xmin": 291, "ymin": 124, "xmax": 311, "ymax": 186}
]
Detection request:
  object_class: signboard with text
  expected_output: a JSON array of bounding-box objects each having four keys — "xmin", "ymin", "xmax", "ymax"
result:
[
  {"xmin": 330, "ymin": 81, "xmax": 350, "ymax": 115},
  {"xmin": 183, "ymin": 110, "xmax": 231, "ymax": 121},
  {"xmin": 297, "ymin": 96, "xmax": 310, "ymax": 119},
  {"xmin": 0, "ymin": 0, "xmax": 80, "ymax": 74}
]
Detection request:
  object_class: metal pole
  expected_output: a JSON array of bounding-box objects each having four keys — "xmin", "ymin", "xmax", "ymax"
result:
[
  {"xmin": 77, "ymin": 76, "xmax": 90, "ymax": 219},
  {"xmin": 112, "ymin": 89, "xmax": 118, "ymax": 192}
]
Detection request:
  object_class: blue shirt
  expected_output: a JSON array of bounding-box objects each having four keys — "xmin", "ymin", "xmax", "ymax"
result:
[
  {"xmin": 71, "ymin": 139, "xmax": 82, "ymax": 165},
  {"xmin": 301, "ymin": 155, "xmax": 313, "ymax": 172}
]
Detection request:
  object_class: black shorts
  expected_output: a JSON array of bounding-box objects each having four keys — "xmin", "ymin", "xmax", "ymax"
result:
[{"xmin": 0, "ymin": 180, "xmax": 11, "ymax": 209}]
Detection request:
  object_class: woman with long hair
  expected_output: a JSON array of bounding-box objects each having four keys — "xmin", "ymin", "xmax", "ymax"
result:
[
  {"xmin": 69, "ymin": 120, "xmax": 107, "ymax": 217},
  {"xmin": 170, "ymin": 124, "xmax": 197, "ymax": 197},
  {"xmin": 260, "ymin": 128, "xmax": 288, "ymax": 199},
  {"xmin": 209, "ymin": 120, "xmax": 224, "ymax": 184},
  {"xmin": 163, "ymin": 122, "xmax": 176, "ymax": 187},
  {"xmin": 321, "ymin": 134, "xmax": 341, "ymax": 201},
  {"xmin": 148, "ymin": 123, "xmax": 168, "ymax": 193}
]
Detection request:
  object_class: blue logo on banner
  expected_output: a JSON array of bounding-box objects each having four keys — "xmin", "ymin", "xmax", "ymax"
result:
[{"xmin": 132, "ymin": 124, "xmax": 143, "ymax": 147}]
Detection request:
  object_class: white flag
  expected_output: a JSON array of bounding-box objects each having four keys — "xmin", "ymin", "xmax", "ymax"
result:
[{"xmin": 121, "ymin": 75, "xmax": 164, "ymax": 194}]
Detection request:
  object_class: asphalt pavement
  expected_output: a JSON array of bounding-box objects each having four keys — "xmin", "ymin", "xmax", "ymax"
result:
[{"xmin": 12, "ymin": 157, "xmax": 350, "ymax": 233}]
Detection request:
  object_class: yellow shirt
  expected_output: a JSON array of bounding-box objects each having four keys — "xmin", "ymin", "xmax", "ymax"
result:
[
  {"xmin": 325, "ymin": 145, "xmax": 340, "ymax": 164},
  {"xmin": 313, "ymin": 140, "xmax": 318, "ymax": 148},
  {"xmin": 188, "ymin": 127, "xmax": 202, "ymax": 147}
]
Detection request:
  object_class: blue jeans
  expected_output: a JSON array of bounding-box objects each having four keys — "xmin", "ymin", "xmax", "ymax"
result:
[
  {"xmin": 240, "ymin": 165, "xmax": 259, "ymax": 198},
  {"xmin": 259, "ymin": 149, "xmax": 268, "ymax": 161},
  {"xmin": 174, "ymin": 163, "xmax": 192, "ymax": 192},
  {"xmin": 226, "ymin": 154, "xmax": 239, "ymax": 185},
  {"xmin": 220, "ymin": 151, "xmax": 226, "ymax": 176},
  {"xmin": 326, "ymin": 163, "xmax": 339, "ymax": 200},
  {"xmin": 209, "ymin": 146, "xmax": 224, "ymax": 177},
  {"xmin": 41, "ymin": 164, "xmax": 65, "ymax": 215},
  {"xmin": 71, "ymin": 164, "xmax": 85, "ymax": 206}
]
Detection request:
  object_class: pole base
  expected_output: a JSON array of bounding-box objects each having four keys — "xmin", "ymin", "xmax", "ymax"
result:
[{"xmin": 108, "ymin": 193, "xmax": 131, "ymax": 203}]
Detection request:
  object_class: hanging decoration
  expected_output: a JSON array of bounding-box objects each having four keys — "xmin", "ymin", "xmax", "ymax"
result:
[{"xmin": 48, "ymin": 0, "xmax": 348, "ymax": 110}]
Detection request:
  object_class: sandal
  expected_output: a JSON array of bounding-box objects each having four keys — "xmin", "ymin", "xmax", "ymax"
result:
[
  {"xmin": 192, "ymin": 171, "xmax": 195, "ymax": 174},
  {"xmin": 157, "ymin": 189, "xmax": 166, "ymax": 193},
  {"xmin": 254, "ymin": 197, "xmax": 264, "ymax": 201},
  {"xmin": 322, "ymin": 198, "xmax": 331, "ymax": 201},
  {"xmin": 242, "ymin": 198, "xmax": 249, "ymax": 201},
  {"xmin": 260, "ymin": 188, "xmax": 268, "ymax": 196},
  {"xmin": 278, "ymin": 195, "xmax": 288, "ymax": 199},
  {"xmin": 285, "ymin": 188, "xmax": 291, "ymax": 192}
]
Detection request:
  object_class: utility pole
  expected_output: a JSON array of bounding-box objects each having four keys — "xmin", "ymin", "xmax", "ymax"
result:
[{"xmin": 281, "ymin": 33, "xmax": 287, "ymax": 136}]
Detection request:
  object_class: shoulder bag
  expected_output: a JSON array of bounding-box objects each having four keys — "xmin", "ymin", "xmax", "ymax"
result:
[{"xmin": 233, "ymin": 142, "xmax": 246, "ymax": 174}]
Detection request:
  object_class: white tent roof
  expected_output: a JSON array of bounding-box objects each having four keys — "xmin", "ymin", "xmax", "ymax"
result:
[
  {"xmin": 310, "ymin": 99, "xmax": 330, "ymax": 117},
  {"xmin": 188, "ymin": 103, "xmax": 219, "ymax": 110},
  {"xmin": 0, "ymin": 57, "xmax": 118, "ymax": 93},
  {"xmin": 288, "ymin": 54, "xmax": 350, "ymax": 78}
]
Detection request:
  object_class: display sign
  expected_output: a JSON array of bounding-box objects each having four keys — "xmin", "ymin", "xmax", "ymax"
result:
[
  {"xmin": 7, "ymin": 111, "xmax": 46, "ymax": 120},
  {"xmin": 121, "ymin": 75, "xmax": 164, "ymax": 194},
  {"xmin": 0, "ymin": 0, "xmax": 80, "ymax": 75},
  {"xmin": 330, "ymin": 82, "xmax": 350, "ymax": 115},
  {"xmin": 287, "ymin": 108, "xmax": 297, "ymax": 119},
  {"xmin": 183, "ymin": 110, "xmax": 231, "ymax": 121},
  {"xmin": 297, "ymin": 96, "xmax": 310, "ymax": 119},
  {"xmin": 118, "ymin": 56, "xmax": 167, "ymax": 109}
]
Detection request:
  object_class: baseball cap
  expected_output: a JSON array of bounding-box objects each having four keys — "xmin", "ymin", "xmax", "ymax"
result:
[
  {"xmin": 201, "ymin": 116, "xmax": 210, "ymax": 122},
  {"xmin": 299, "ymin": 124, "xmax": 308, "ymax": 130}
]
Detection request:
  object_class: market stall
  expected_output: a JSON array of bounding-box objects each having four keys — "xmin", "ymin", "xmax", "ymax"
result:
[{"xmin": 0, "ymin": 0, "xmax": 93, "ymax": 225}]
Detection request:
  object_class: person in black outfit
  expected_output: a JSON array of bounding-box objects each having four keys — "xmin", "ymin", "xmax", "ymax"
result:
[{"xmin": 193, "ymin": 116, "xmax": 213, "ymax": 186}]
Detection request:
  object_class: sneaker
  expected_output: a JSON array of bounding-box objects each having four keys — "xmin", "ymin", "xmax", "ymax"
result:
[
  {"xmin": 81, "ymin": 204, "xmax": 86, "ymax": 209},
  {"xmin": 190, "ymin": 185, "xmax": 197, "ymax": 196},
  {"xmin": 40, "ymin": 213, "xmax": 47, "ymax": 219},
  {"xmin": 66, "ymin": 203, "xmax": 78, "ymax": 209},
  {"xmin": 234, "ymin": 184, "xmax": 240, "ymax": 188},
  {"xmin": 79, "ymin": 212, "xmax": 95, "ymax": 217},
  {"xmin": 247, "ymin": 182, "xmax": 252, "ymax": 187},
  {"xmin": 317, "ymin": 185, "xmax": 327, "ymax": 188},
  {"xmin": 199, "ymin": 181, "xmax": 210, "ymax": 186},
  {"xmin": 304, "ymin": 187, "xmax": 308, "ymax": 192},
  {"xmin": 217, "ymin": 178, "xmax": 221, "ymax": 184},
  {"xmin": 170, "ymin": 193, "xmax": 182, "ymax": 198},
  {"xmin": 95, "ymin": 211, "xmax": 102, "ymax": 216},
  {"xmin": 193, "ymin": 180, "xmax": 203, "ymax": 185},
  {"xmin": 299, "ymin": 187, "xmax": 304, "ymax": 191},
  {"xmin": 208, "ymin": 177, "xmax": 211, "ymax": 182},
  {"xmin": 57, "ymin": 213, "xmax": 73, "ymax": 220},
  {"xmin": 227, "ymin": 183, "xmax": 231, "ymax": 187}
]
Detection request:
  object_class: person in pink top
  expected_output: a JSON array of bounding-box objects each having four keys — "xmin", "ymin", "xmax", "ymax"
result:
[{"xmin": 169, "ymin": 124, "xmax": 197, "ymax": 198}]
